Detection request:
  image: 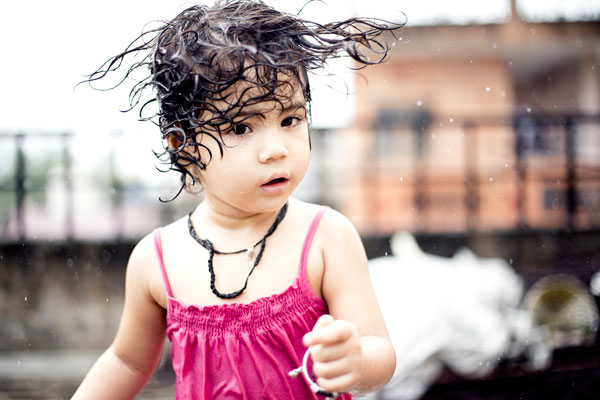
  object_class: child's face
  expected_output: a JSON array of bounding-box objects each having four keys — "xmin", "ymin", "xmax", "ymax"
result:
[{"xmin": 192, "ymin": 78, "xmax": 310, "ymax": 213}]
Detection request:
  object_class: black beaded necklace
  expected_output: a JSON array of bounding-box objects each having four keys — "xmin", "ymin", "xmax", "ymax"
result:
[{"xmin": 187, "ymin": 202, "xmax": 289, "ymax": 299}]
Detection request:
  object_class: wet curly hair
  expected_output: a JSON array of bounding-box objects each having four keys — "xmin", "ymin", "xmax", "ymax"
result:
[{"xmin": 83, "ymin": 0, "xmax": 402, "ymax": 200}]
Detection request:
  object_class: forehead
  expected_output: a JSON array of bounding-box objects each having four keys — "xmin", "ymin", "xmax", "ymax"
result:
[{"xmin": 211, "ymin": 67, "xmax": 306, "ymax": 117}]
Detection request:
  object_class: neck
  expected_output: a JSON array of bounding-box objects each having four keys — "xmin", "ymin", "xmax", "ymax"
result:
[
  {"xmin": 190, "ymin": 199, "xmax": 291, "ymax": 251},
  {"xmin": 195, "ymin": 199, "xmax": 288, "ymax": 230}
]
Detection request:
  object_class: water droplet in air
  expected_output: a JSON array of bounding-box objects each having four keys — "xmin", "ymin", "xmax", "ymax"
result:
[
  {"xmin": 526, "ymin": 107, "xmax": 532, "ymax": 113},
  {"xmin": 416, "ymin": 100, "xmax": 423, "ymax": 106},
  {"xmin": 489, "ymin": 177, "xmax": 493, "ymax": 181},
  {"xmin": 449, "ymin": 118, "xmax": 454, "ymax": 123},
  {"xmin": 485, "ymin": 87, "xmax": 491, "ymax": 92}
]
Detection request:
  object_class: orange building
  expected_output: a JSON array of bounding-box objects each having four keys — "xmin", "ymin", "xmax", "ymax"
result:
[{"xmin": 317, "ymin": 3, "xmax": 600, "ymax": 235}]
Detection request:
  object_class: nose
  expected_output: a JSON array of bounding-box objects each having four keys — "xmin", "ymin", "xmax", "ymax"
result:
[{"xmin": 258, "ymin": 130, "xmax": 288, "ymax": 163}]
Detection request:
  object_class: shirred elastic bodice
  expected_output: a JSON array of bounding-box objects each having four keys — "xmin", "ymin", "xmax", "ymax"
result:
[{"xmin": 166, "ymin": 279, "xmax": 325, "ymax": 338}]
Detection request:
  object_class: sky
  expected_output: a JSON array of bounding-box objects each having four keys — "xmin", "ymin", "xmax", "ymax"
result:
[{"xmin": 1, "ymin": 0, "xmax": 597, "ymax": 133}]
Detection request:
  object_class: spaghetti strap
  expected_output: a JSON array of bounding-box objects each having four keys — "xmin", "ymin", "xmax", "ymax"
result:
[
  {"xmin": 299, "ymin": 206, "xmax": 328, "ymax": 285},
  {"xmin": 153, "ymin": 228, "xmax": 174, "ymax": 298}
]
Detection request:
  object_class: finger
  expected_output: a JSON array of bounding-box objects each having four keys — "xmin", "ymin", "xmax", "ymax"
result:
[
  {"xmin": 303, "ymin": 314, "xmax": 334, "ymax": 346},
  {"xmin": 312, "ymin": 356, "xmax": 352, "ymax": 379},
  {"xmin": 309, "ymin": 340, "xmax": 349, "ymax": 363},
  {"xmin": 317, "ymin": 372, "xmax": 359, "ymax": 394},
  {"xmin": 314, "ymin": 314, "xmax": 334, "ymax": 330},
  {"xmin": 304, "ymin": 319, "xmax": 354, "ymax": 347}
]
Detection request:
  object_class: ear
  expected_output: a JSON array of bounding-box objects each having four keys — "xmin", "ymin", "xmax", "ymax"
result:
[
  {"xmin": 164, "ymin": 129, "xmax": 204, "ymax": 184},
  {"xmin": 165, "ymin": 127, "xmax": 197, "ymax": 157},
  {"xmin": 166, "ymin": 132, "xmax": 180, "ymax": 151}
]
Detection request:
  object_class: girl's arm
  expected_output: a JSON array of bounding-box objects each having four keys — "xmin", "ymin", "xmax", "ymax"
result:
[
  {"xmin": 303, "ymin": 210, "xmax": 396, "ymax": 396},
  {"xmin": 72, "ymin": 235, "xmax": 167, "ymax": 400}
]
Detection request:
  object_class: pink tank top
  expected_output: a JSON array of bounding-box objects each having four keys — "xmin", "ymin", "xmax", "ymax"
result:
[{"xmin": 153, "ymin": 207, "xmax": 352, "ymax": 399}]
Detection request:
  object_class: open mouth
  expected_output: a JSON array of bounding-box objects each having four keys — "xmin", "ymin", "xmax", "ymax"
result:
[
  {"xmin": 265, "ymin": 177, "xmax": 287, "ymax": 185},
  {"xmin": 261, "ymin": 176, "xmax": 290, "ymax": 193}
]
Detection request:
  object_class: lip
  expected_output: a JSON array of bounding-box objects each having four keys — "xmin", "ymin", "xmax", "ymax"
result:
[{"xmin": 260, "ymin": 172, "xmax": 291, "ymax": 194}]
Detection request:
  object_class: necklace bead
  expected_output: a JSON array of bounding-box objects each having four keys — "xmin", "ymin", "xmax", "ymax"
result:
[{"xmin": 245, "ymin": 246, "xmax": 254, "ymax": 260}]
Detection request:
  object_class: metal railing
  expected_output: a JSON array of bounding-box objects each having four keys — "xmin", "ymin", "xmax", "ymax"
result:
[{"xmin": 1, "ymin": 112, "xmax": 599, "ymax": 242}]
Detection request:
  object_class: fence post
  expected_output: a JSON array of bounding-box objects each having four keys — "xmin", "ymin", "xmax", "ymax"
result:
[
  {"xmin": 463, "ymin": 120, "xmax": 478, "ymax": 232},
  {"xmin": 514, "ymin": 116, "xmax": 527, "ymax": 229},
  {"xmin": 62, "ymin": 133, "xmax": 74, "ymax": 240},
  {"xmin": 565, "ymin": 117, "xmax": 577, "ymax": 230},
  {"xmin": 15, "ymin": 133, "xmax": 26, "ymax": 240}
]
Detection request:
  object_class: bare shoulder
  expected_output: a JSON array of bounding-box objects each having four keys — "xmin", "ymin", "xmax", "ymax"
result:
[
  {"xmin": 316, "ymin": 206, "xmax": 364, "ymax": 252},
  {"xmin": 290, "ymin": 198, "xmax": 355, "ymax": 230},
  {"xmin": 321, "ymin": 207, "xmax": 359, "ymax": 235},
  {"xmin": 126, "ymin": 219, "xmax": 184, "ymax": 308},
  {"xmin": 290, "ymin": 199, "xmax": 366, "ymax": 268},
  {"xmin": 129, "ymin": 231, "xmax": 159, "ymax": 269},
  {"xmin": 312, "ymin": 205, "xmax": 369, "ymax": 283},
  {"xmin": 124, "ymin": 232, "xmax": 161, "ymax": 298}
]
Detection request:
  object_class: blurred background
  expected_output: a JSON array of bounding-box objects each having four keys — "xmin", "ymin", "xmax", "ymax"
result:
[{"xmin": 1, "ymin": 0, "xmax": 599, "ymax": 398}]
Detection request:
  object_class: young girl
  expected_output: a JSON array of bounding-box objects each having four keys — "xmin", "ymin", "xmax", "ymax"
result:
[{"xmin": 73, "ymin": 1, "xmax": 399, "ymax": 398}]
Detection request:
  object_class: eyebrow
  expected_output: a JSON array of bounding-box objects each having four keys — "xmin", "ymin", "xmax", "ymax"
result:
[{"xmin": 228, "ymin": 101, "xmax": 306, "ymax": 120}]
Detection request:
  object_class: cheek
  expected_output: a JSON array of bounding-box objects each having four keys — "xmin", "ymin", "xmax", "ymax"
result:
[
  {"xmin": 293, "ymin": 138, "xmax": 311, "ymax": 176},
  {"xmin": 223, "ymin": 159, "xmax": 251, "ymax": 180},
  {"xmin": 202, "ymin": 150, "xmax": 255, "ymax": 191},
  {"xmin": 297, "ymin": 132, "xmax": 311, "ymax": 161}
]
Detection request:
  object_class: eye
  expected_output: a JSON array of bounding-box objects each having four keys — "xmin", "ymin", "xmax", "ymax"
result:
[
  {"xmin": 281, "ymin": 116, "xmax": 301, "ymax": 127},
  {"xmin": 230, "ymin": 124, "xmax": 251, "ymax": 136}
]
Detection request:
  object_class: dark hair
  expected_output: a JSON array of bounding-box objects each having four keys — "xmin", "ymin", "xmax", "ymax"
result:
[{"xmin": 83, "ymin": 0, "xmax": 402, "ymax": 200}]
